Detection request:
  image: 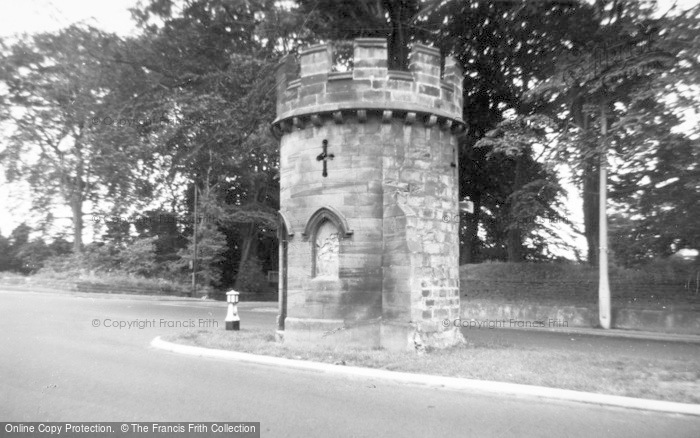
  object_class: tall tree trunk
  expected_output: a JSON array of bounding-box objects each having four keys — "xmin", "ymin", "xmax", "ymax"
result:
[
  {"xmin": 506, "ymin": 153, "xmax": 527, "ymax": 262},
  {"xmin": 385, "ymin": 1, "xmax": 410, "ymax": 69},
  {"xmin": 71, "ymin": 142, "xmax": 85, "ymax": 253},
  {"xmin": 506, "ymin": 229, "xmax": 523, "ymax": 262},
  {"xmin": 234, "ymin": 223, "xmax": 258, "ymax": 289},
  {"xmin": 71, "ymin": 195, "xmax": 83, "ymax": 253},
  {"xmin": 461, "ymin": 192, "xmax": 481, "ymax": 264},
  {"xmin": 234, "ymin": 181, "xmax": 264, "ymax": 289}
]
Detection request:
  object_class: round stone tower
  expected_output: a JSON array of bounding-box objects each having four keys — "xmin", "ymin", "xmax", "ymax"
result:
[{"xmin": 272, "ymin": 38, "xmax": 466, "ymax": 351}]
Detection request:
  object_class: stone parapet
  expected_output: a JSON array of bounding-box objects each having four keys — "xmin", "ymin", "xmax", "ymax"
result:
[{"xmin": 272, "ymin": 38, "xmax": 464, "ymax": 136}]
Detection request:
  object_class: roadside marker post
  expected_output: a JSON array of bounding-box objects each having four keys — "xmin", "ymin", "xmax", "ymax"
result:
[{"xmin": 225, "ymin": 290, "xmax": 240, "ymax": 331}]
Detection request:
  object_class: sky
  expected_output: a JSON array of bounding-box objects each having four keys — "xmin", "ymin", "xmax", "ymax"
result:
[
  {"xmin": 0, "ymin": 0, "xmax": 139, "ymax": 38},
  {"xmin": 0, "ymin": 0, "xmax": 696, "ymax": 259}
]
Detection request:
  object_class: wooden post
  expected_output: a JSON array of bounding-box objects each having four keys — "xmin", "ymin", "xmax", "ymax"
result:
[{"xmin": 599, "ymin": 104, "xmax": 611, "ymax": 329}]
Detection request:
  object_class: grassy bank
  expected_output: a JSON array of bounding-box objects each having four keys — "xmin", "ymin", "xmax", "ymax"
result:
[{"xmin": 165, "ymin": 328, "xmax": 700, "ymax": 404}]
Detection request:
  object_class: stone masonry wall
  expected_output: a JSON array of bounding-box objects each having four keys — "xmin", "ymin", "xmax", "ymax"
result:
[
  {"xmin": 280, "ymin": 119, "xmax": 384, "ymax": 346},
  {"xmin": 274, "ymin": 38, "xmax": 465, "ymax": 350},
  {"xmin": 380, "ymin": 118, "xmax": 462, "ymax": 349}
]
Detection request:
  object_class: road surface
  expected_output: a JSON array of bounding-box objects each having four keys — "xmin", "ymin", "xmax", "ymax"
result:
[{"xmin": 1, "ymin": 289, "xmax": 698, "ymax": 437}]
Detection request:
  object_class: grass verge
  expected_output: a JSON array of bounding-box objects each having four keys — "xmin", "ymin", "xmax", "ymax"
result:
[{"xmin": 164, "ymin": 328, "xmax": 700, "ymax": 404}]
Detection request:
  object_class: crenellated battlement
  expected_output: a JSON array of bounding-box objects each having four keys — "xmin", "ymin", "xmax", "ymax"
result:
[{"xmin": 272, "ymin": 38, "xmax": 465, "ymax": 136}]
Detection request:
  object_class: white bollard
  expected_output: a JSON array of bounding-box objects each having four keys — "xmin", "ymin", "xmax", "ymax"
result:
[{"xmin": 225, "ymin": 290, "xmax": 240, "ymax": 331}]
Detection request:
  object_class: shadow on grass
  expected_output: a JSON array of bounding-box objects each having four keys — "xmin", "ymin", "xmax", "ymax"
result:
[{"xmin": 164, "ymin": 327, "xmax": 700, "ymax": 404}]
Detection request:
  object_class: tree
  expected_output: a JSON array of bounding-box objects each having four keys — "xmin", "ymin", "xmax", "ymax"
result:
[
  {"xmin": 606, "ymin": 4, "xmax": 700, "ymax": 265},
  {"xmin": 8, "ymin": 223, "xmax": 31, "ymax": 250},
  {"xmin": 120, "ymin": 237, "xmax": 159, "ymax": 277},
  {"xmin": 127, "ymin": 0, "xmax": 284, "ymax": 288},
  {"xmin": 523, "ymin": 0, "xmax": 695, "ymax": 266},
  {"xmin": 424, "ymin": 0, "xmax": 587, "ymax": 262},
  {"xmin": 476, "ymin": 115, "xmax": 570, "ymax": 261},
  {"xmin": 293, "ymin": 0, "xmax": 581, "ymax": 262},
  {"xmin": 133, "ymin": 209, "xmax": 187, "ymax": 264},
  {"xmin": 0, "ymin": 233, "xmax": 11, "ymax": 271},
  {"xmin": 609, "ymin": 108, "xmax": 700, "ymax": 265},
  {"xmin": 3, "ymin": 223, "xmax": 71, "ymax": 273},
  {"xmin": 235, "ymin": 256, "xmax": 268, "ymax": 295},
  {"xmin": 520, "ymin": 0, "xmax": 698, "ymax": 326},
  {"xmin": 14, "ymin": 239, "xmax": 53, "ymax": 274},
  {"xmin": 295, "ymin": 0, "xmax": 426, "ymax": 69},
  {"xmin": 171, "ymin": 212, "xmax": 228, "ymax": 290},
  {"xmin": 0, "ymin": 26, "xmax": 156, "ymax": 252}
]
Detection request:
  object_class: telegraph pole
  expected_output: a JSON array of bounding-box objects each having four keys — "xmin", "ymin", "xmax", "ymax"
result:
[{"xmin": 598, "ymin": 104, "xmax": 611, "ymax": 329}]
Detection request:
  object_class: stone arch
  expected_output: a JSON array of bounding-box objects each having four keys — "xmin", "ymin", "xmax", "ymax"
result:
[
  {"xmin": 303, "ymin": 206, "xmax": 352, "ymax": 279},
  {"xmin": 301, "ymin": 206, "xmax": 353, "ymax": 240},
  {"xmin": 278, "ymin": 211, "xmax": 295, "ymax": 238}
]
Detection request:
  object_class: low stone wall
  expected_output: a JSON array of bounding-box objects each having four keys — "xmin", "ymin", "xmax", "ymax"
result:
[
  {"xmin": 240, "ymin": 287, "xmax": 278, "ymax": 302},
  {"xmin": 460, "ymin": 300, "xmax": 700, "ymax": 335},
  {"xmin": 1, "ymin": 275, "xmax": 281, "ymax": 300},
  {"xmin": 0, "ymin": 277, "xmax": 189, "ymax": 297},
  {"xmin": 613, "ymin": 308, "xmax": 700, "ymax": 334},
  {"xmin": 461, "ymin": 278, "xmax": 700, "ymax": 311},
  {"xmin": 74, "ymin": 281, "xmax": 187, "ymax": 296}
]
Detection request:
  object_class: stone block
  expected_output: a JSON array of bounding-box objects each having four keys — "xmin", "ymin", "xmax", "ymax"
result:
[
  {"xmin": 419, "ymin": 84, "xmax": 440, "ymax": 97},
  {"xmin": 355, "ymin": 58, "xmax": 389, "ymax": 69},
  {"xmin": 299, "ymin": 82, "xmax": 325, "ymax": 99},
  {"xmin": 327, "ymin": 79, "xmax": 370, "ymax": 94},
  {"xmin": 361, "ymin": 90, "xmax": 391, "ymax": 101}
]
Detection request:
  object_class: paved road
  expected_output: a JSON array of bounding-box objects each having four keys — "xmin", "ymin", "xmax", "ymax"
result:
[{"xmin": 1, "ymin": 289, "xmax": 699, "ymax": 438}]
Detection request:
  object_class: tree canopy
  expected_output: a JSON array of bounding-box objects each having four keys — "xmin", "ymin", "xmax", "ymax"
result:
[{"xmin": 1, "ymin": 0, "xmax": 698, "ymax": 287}]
